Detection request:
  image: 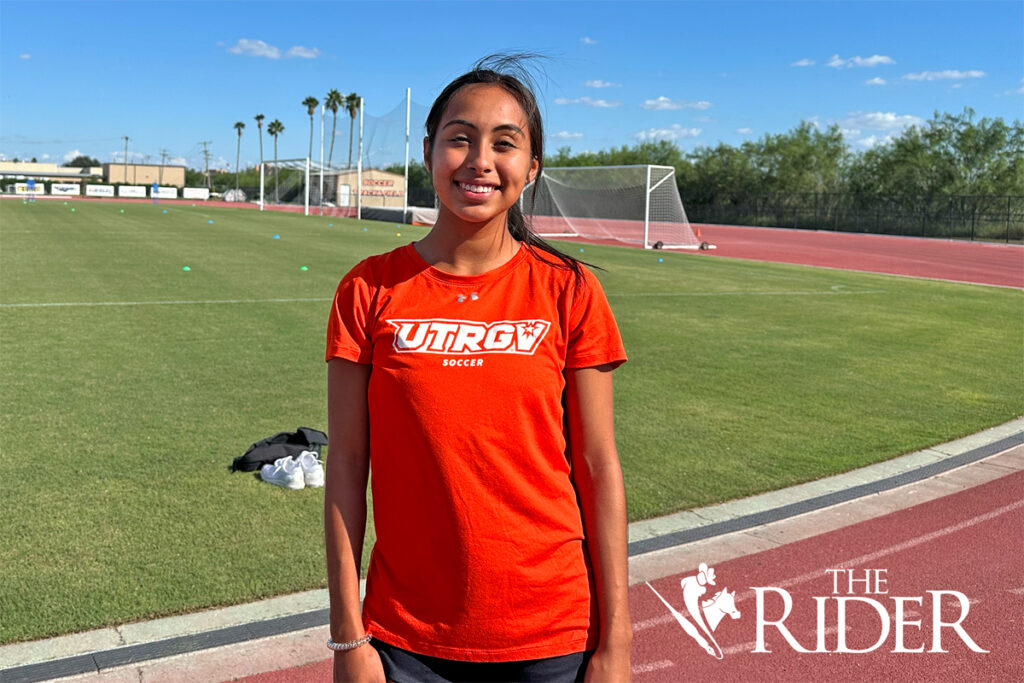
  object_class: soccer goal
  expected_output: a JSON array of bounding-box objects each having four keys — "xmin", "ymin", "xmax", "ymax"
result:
[
  {"xmin": 260, "ymin": 158, "xmax": 316, "ymax": 212},
  {"xmin": 527, "ymin": 165, "xmax": 703, "ymax": 249}
]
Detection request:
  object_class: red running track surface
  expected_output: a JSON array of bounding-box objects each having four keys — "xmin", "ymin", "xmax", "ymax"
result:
[
  {"xmin": 694, "ymin": 224, "xmax": 1023, "ymax": 289},
  {"xmin": 234, "ymin": 470, "xmax": 1024, "ymax": 683},
  {"xmin": 631, "ymin": 470, "xmax": 1024, "ymax": 682}
]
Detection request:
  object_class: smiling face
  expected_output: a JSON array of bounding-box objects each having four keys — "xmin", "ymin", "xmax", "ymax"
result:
[{"xmin": 425, "ymin": 83, "xmax": 539, "ymax": 229}]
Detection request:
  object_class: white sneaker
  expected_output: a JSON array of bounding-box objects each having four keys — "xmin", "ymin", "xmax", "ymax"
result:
[
  {"xmin": 261, "ymin": 456, "xmax": 304, "ymax": 490},
  {"xmin": 297, "ymin": 451, "xmax": 325, "ymax": 488}
]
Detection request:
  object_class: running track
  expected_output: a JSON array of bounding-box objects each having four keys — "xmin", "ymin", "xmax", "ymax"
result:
[
  {"xmin": 233, "ymin": 469, "xmax": 1023, "ymax": 683},
  {"xmin": 630, "ymin": 469, "xmax": 1024, "ymax": 682},
  {"xmin": 694, "ymin": 224, "xmax": 1023, "ymax": 289}
]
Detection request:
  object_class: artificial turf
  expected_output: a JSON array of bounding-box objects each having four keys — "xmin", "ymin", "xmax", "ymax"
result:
[{"xmin": 1, "ymin": 198, "xmax": 1020, "ymax": 643}]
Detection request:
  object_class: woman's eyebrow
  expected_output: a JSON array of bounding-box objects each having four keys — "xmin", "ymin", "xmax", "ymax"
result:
[{"xmin": 441, "ymin": 119, "xmax": 525, "ymax": 136}]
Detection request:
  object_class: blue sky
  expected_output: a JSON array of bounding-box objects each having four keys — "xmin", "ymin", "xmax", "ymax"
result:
[{"xmin": 1, "ymin": 0, "xmax": 1021, "ymax": 172}]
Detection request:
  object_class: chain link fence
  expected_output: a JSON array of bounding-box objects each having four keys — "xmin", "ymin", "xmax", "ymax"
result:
[{"xmin": 680, "ymin": 193, "xmax": 1023, "ymax": 242}]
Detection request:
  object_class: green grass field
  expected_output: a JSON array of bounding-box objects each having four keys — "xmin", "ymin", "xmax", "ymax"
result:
[{"xmin": 1, "ymin": 198, "xmax": 1021, "ymax": 644}]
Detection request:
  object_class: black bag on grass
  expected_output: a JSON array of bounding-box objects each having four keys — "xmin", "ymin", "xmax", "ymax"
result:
[{"xmin": 232, "ymin": 426, "xmax": 328, "ymax": 472}]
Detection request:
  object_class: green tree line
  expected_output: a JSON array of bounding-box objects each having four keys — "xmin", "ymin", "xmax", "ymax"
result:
[{"xmin": 551, "ymin": 108, "xmax": 1023, "ymax": 201}]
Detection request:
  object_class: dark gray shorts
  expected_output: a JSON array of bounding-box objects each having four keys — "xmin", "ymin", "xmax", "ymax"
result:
[{"xmin": 371, "ymin": 638, "xmax": 592, "ymax": 683}]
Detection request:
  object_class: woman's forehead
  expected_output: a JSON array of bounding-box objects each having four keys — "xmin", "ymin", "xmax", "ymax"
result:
[{"xmin": 440, "ymin": 84, "xmax": 528, "ymax": 129}]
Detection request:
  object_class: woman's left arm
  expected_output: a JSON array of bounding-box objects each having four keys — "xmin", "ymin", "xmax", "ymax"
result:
[{"xmin": 566, "ymin": 364, "xmax": 632, "ymax": 683}]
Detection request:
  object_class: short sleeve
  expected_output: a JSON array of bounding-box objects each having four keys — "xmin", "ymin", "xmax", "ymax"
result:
[
  {"xmin": 566, "ymin": 268, "xmax": 627, "ymax": 369},
  {"xmin": 325, "ymin": 262, "xmax": 376, "ymax": 364}
]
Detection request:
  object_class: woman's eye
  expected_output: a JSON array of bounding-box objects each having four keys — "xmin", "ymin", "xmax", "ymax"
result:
[
  {"xmin": 495, "ymin": 140, "xmax": 516, "ymax": 149},
  {"xmin": 449, "ymin": 135, "xmax": 470, "ymax": 144}
]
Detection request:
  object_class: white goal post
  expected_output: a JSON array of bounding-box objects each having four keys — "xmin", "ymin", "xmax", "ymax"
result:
[{"xmin": 526, "ymin": 165, "xmax": 702, "ymax": 249}]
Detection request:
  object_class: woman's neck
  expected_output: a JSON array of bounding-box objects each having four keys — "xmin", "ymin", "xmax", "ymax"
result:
[{"xmin": 415, "ymin": 209, "xmax": 521, "ymax": 276}]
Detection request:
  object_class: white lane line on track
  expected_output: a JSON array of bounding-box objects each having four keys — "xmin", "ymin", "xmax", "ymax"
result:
[
  {"xmin": 631, "ymin": 659, "xmax": 675, "ymax": 674},
  {"xmin": 731, "ymin": 497, "xmax": 1024, "ymax": 604},
  {"xmin": 0, "ymin": 297, "xmax": 333, "ymax": 309},
  {"xmin": 632, "ymin": 497, "xmax": 1024, "ymax": 633},
  {"xmin": 609, "ymin": 289, "xmax": 886, "ymax": 297}
]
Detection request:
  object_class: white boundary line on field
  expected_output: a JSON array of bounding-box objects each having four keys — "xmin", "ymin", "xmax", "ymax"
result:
[
  {"xmin": 608, "ymin": 288, "xmax": 887, "ymax": 298},
  {"xmin": 0, "ymin": 297, "xmax": 333, "ymax": 309},
  {"xmin": 0, "ymin": 290, "xmax": 887, "ymax": 309}
]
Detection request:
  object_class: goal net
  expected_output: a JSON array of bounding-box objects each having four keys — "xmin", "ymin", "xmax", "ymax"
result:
[
  {"xmin": 527, "ymin": 165, "xmax": 700, "ymax": 249},
  {"xmin": 260, "ymin": 158, "xmax": 352, "ymax": 215},
  {"xmin": 260, "ymin": 158, "xmax": 314, "ymax": 208}
]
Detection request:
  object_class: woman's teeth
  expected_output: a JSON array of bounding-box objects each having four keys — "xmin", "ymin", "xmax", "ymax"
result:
[{"xmin": 460, "ymin": 182, "xmax": 494, "ymax": 193}]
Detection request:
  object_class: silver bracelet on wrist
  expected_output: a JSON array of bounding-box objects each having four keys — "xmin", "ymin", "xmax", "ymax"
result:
[{"xmin": 327, "ymin": 634, "xmax": 372, "ymax": 651}]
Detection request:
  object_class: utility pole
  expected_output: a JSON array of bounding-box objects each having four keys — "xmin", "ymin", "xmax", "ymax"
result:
[
  {"xmin": 122, "ymin": 136, "xmax": 130, "ymax": 183},
  {"xmin": 199, "ymin": 141, "xmax": 212, "ymax": 188},
  {"xmin": 159, "ymin": 149, "xmax": 168, "ymax": 185}
]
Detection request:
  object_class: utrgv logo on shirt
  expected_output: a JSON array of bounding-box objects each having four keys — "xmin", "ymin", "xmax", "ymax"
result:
[{"xmin": 387, "ymin": 318, "xmax": 551, "ymax": 355}]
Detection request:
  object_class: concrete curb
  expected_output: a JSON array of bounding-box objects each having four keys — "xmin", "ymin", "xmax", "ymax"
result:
[{"xmin": 2, "ymin": 417, "xmax": 1021, "ymax": 682}]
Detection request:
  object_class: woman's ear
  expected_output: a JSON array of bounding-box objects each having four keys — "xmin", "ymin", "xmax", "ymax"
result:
[
  {"xmin": 422, "ymin": 136, "xmax": 431, "ymax": 171},
  {"xmin": 526, "ymin": 157, "xmax": 539, "ymax": 184}
]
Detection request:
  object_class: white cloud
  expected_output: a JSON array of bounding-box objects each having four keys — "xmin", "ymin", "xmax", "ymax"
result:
[
  {"xmin": 736, "ymin": 128, "xmax": 753, "ymax": 135},
  {"xmin": 169, "ymin": 157, "xmax": 187, "ymax": 166},
  {"xmin": 554, "ymin": 96, "xmax": 620, "ymax": 108},
  {"xmin": 865, "ymin": 77, "xmax": 887, "ymax": 86},
  {"xmin": 551, "ymin": 131, "xmax": 584, "ymax": 140},
  {"xmin": 580, "ymin": 37, "xmax": 597, "ymax": 45},
  {"xmin": 228, "ymin": 39, "xmax": 281, "ymax": 59},
  {"xmin": 791, "ymin": 58, "xmax": 815, "ymax": 67},
  {"xmin": 695, "ymin": 116, "xmax": 715, "ymax": 123},
  {"xmin": 827, "ymin": 54, "xmax": 895, "ymax": 68},
  {"xmin": 840, "ymin": 128, "xmax": 861, "ymax": 138},
  {"xmin": 41, "ymin": 153, "xmax": 51, "ymax": 160},
  {"xmin": 227, "ymin": 39, "xmax": 320, "ymax": 59},
  {"xmin": 842, "ymin": 111, "xmax": 924, "ymax": 131},
  {"xmin": 857, "ymin": 134, "xmax": 895, "ymax": 149},
  {"xmin": 19, "ymin": 53, "xmax": 30, "ymax": 60},
  {"xmin": 286, "ymin": 45, "xmax": 320, "ymax": 59},
  {"xmin": 641, "ymin": 96, "xmax": 711, "ymax": 110},
  {"xmin": 63, "ymin": 149, "xmax": 83, "ymax": 162},
  {"xmin": 634, "ymin": 125, "xmax": 701, "ymax": 141},
  {"xmin": 903, "ymin": 69, "xmax": 985, "ymax": 81},
  {"xmin": 585, "ymin": 79, "xmax": 620, "ymax": 88}
]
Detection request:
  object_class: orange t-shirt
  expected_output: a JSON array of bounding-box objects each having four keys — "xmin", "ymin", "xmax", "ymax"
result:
[{"xmin": 325, "ymin": 243, "xmax": 626, "ymax": 662}]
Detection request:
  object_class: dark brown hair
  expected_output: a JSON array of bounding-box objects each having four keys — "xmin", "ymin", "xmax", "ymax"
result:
[{"xmin": 424, "ymin": 54, "xmax": 586, "ymax": 279}]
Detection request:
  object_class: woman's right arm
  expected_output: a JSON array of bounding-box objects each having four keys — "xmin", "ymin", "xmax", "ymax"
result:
[{"xmin": 325, "ymin": 358, "xmax": 385, "ymax": 683}]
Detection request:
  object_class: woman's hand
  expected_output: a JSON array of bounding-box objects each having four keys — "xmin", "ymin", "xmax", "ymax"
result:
[
  {"xmin": 584, "ymin": 642, "xmax": 631, "ymax": 683},
  {"xmin": 333, "ymin": 644, "xmax": 386, "ymax": 683}
]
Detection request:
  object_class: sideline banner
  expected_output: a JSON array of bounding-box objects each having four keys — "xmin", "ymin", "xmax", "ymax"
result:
[
  {"xmin": 118, "ymin": 186, "xmax": 146, "ymax": 198},
  {"xmin": 15, "ymin": 183, "xmax": 42, "ymax": 195},
  {"xmin": 183, "ymin": 187, "xmax": 210, "ymax": 200},
  {"xmin": 151, "ymin": 187, "xmax": 178, "ymax": 199},
  {"xmin": 51, "ymin": 183, "xmax": 81, "ymax": 196},
  {"xmin": 86, "ymin": 185, "xmax": 115, "ymax": 197}
]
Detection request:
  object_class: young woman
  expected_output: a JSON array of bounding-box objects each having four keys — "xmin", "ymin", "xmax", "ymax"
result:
[{"xmin": 324, "ymin": 57, "xmax": 631, "ymax": 683}]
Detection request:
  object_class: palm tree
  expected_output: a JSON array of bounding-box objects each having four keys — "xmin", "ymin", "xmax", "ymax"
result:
[
  {"xmin": 233, "ymin": 121, "xmax": 245, "ymax": 192},
  {"xmin": 267, "ymin": 119, "xmax": 284, "ymax": 203},
  {"xmin": 325, "ymin": 89, "xmax": 343, "ymax": 171},
  {"xmin": 345, "ymin": 92, "xmax": 360, "ymax": 170},
  {"xmin": 254, "ymin": 113, "xmax": 265, "ymax": 183},
  {"xmin": 302, "ymin": 96, "xmax": 319, "ymax": 201}
]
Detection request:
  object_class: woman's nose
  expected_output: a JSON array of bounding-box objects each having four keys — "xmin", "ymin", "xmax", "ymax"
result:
[{"xmin": 465, "ymin": 143, "xmax": 493, "ymax": 173}]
